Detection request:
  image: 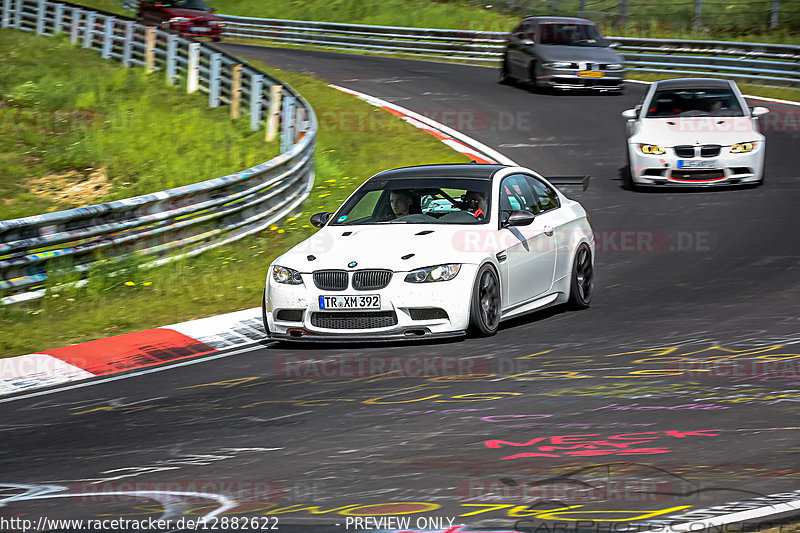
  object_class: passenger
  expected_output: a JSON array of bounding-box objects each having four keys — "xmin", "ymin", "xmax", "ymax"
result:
[{"xmin": 389, "ymin": 190, "xmax": 414, "ymax": 218}]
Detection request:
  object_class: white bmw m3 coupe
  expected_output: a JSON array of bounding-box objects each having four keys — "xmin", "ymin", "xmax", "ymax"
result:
[
  {"xmin": 622, "ymin": 78, "xmax": 769, "ymax": 188},
  {"xmin": 263, "ymin": 164, "xmax": 595, "ymax": 342}
]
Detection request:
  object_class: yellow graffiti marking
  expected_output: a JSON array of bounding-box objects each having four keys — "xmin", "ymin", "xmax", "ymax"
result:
[
  {"xmin": 338, "ymin": 502, "xmax": 441, "ymax": 515},
  {"xmin": 179, "ymin": 377, "xmax": 262, "ymax": 390},
  {"xmin": 533, "ymin": 505, "xmax": 692, "ymax": 522},
  {"xmin": 515, "ymin": 350, "xmax": 554, "ymax": 360}
]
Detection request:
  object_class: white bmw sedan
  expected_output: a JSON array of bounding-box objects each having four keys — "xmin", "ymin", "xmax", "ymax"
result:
[
  {"xmin": 263, "ymin": 164, "xmax": 595, "ymax": 342},
  {"xmin": 622, "ymin": 78, "xmax": 769, "ymax": 188}
]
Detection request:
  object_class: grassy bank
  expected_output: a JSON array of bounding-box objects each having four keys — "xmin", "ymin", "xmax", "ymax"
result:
[
  {"xmin": 0, "ymin": 61, "xmax": 466, "ymax": 357},
  {"xmin": 0, "ymin": 29, "xmax": 279, "ymax": 220},
  {"xmin": 79, "ymin": 0, "xmax": 799, "ymax": 43}
]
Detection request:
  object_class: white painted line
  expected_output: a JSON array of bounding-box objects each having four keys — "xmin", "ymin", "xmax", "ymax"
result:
[
  {"xmin": 663, "ymin": 498, "xmax": 800, "ymax": 533},
  {"xmin": 329, "ymin": 83, "xmax": 518, "ymax": 166},
  {"xmin": 0, "ymin": 342, "xmax": 265, "ymax": 404}
]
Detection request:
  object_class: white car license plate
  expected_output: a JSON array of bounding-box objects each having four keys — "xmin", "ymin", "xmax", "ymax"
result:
[
  {"xmin": 190, "ymin": 26, "xmax": 210, "ymax": 32},
  {"xmin": 319, "ymin": 294, "xmax": 380, "ymax": 310},
  {"xmin": 677, "ymin": 160, "xmax": 718, "ymax": 169}
]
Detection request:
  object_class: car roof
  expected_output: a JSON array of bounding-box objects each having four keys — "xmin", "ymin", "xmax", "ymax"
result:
[
  {"xmin": 653, "ymin": 78, "xmax": 734, "ymax": 90},
  {"xmin": 521, "ymin": 16, "xmax": 595, "ymax": 25},
  {"xmin": 369, "ymin": 164, "xmax": 509, "ymax": 182}
]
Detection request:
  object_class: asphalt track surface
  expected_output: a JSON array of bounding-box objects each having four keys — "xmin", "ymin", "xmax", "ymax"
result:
[{"xmin": 2, "ymin": 46, "xmax": 800, "ymax": 532}]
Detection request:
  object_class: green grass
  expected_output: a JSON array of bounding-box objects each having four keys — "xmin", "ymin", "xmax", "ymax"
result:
[
  {"xmin": 0, "ymin": 60, "xmax": 466, "ymax": 358},
  {"xmin": 0, "ymin": 29, "xmax": 278, "ymax": 220}
]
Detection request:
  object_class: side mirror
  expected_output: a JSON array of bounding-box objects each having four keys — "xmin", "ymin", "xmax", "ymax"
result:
[
  {"xmin": 521, "ymin": 38, "xmax": 534, "ymax": 46},
  {"xmin": 310, "ymin": 212, "xmax": 333, "ymax": 228},
  {"xmin": 751, "ymin": 106, "xmax": 769, "ymax": 117},
  {"xmin": 502, "ymin": 209, "xmax": 536, "ymax": 228},
  {"xmin": 154, "ymin": 2, "xmax": 163, "ymax": 6},
  {"xmin": 609, "ymin": 42, "xmax": 620, "ymax": 49},
  {"xmin": 621, "ymin": 108, "xmax": 638, "ymax": 119}
]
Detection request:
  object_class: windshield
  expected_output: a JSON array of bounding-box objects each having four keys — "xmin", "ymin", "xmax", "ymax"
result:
[
  {"xmin": 161, "ymin": 0, "xmax": 210, "ymax": 10},
  {"xmin": 539, "ymin": 23, "xmax": 607, "ymax": 47},
  {"xmin": 645, "ymin": 88, "xmax": 744, "ymax": 118},
  {"xmin": 330, "ymin": 177, "xmax": 492, "ymax": 225}
]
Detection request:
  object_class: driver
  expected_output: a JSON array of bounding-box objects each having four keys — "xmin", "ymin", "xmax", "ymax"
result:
[
  {"xmin": 464, "ymin": 191, "xmax": 488, "ymax": 219},
  {"xmin": 389, "ymin": 190, "xmax": 413, "ymax": 218}
]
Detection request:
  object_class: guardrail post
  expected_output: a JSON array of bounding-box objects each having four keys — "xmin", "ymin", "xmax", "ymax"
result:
[
  {"xmin": 209, "ymin": 52, "xmax": 222, "ymax": 108},
  {"xmin": 770, "ymin": 0, "xmax": 779, "ymax": 29},
  {"xmin": 82, "ymin": 11, "xmax": 94, "ymax": 48},
  {"xmin": 280, "ymin": 96, "xmax": 296, "ymax": 152},
  {"xmin": 144, "ymin": 26, "xmax": 156, "ymax": 73},
  {"xmin": 295, "ymin": 107, "xmax": 307, "ymax": 142},
  {"xmin": 266, "ymin": 84, "xmax": 282, "ymax": 142},
  {"xmin": 693, "ymin": 0, "xmax": 702, "ymax": 32},
  {"xmin": 249, "ymin": 74, "xmax": 263, "ymax": 132},
  {"xmin": 53, "ymin": 3, "xmax": 63, "ymax": 33},
  {"xmin": 35, "ymin": 0, "xmax": 45, "ymax": 34},
  {"xmin": 166, "ymin": 33, "xmax": 178, "ymax": 85},
  {"xmin": 2, "ymin": 0, "xmax": 12, "ymax": 28},
  {"xmin": 69, "ymin": 7, "xmax": 79, "ymax": 42},
  {"xmin": 102, "ymin": 17, "xmax": 114, "ymax": 59},
  {"xmin": 122, "ymin": 20, "xmax": 133, "ymax": 66},
  {"xmin": 230, "ymin": 64, "xmax": 242, "ymax": 119},
  {"xmin": 186, "ymin": 42, "xmax": 200, "ymax": 93},
  {"xmin": 13, "ymin": 0, "xmax": 22, "ymax": 28}
]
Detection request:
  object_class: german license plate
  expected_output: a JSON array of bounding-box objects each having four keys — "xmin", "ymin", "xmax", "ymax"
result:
[
  {"xmin": 677, "ymin": 160, "xmax": 718, "ymax": 169},
  {"xmin": 319, "ymin": 294, "xmax": 380, "ymax": 310},
  {"xmin": 577, "ymin": 71, "xmax": 604, "ymax": 78},
  {"xmin": 190, "ymin": 26, "xmax": 209, "ymax": 32}
]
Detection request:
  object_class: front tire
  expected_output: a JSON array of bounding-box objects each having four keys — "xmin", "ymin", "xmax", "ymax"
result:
[
  {"xmin": 261, "ymin": 292, "xmax": 272, "ymax": 338},
  {"xmin": 468, "ymin": 264, "xmax": 501, "ymax": 337},
  {"xmin": 568, "ymin": 244, "xmax": 593, "ymax": 309},
  {"xmin": 623, "ymin": 144, "xmax": 637, "ymax": 191},
  {"xmin": 499, "ymin": 54, "xmax": 513, "ymax": 85}
]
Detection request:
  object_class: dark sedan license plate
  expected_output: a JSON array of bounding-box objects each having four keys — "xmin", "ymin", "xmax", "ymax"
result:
[{"xmin": 319, "ymin": 294, "xmax": 380, "ymax": 310}]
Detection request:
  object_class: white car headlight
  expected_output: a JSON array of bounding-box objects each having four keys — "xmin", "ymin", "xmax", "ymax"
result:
[
  {"xmin": 544, "ymin": 61, "xmax": 573, "ymax": 69},
  {"xmin": 640, "ymin": 144, "xmax": 666, "ymax": 155},
  {"xmin": 208, "ymin": 20, "xmax": 225, "ymax": 27},
  {"xmin": 605, "ymin": 63, "xmax": 624, "ymax": 70},
  {"xmin": 404, "ymin": 264, "xmax": 461, "ymax": 283},
  {"xmin": 272, "ymin": 265, "xmax": 303, "ymax": 285},
  {"xmin": 169, "ymin": 17, "xmax": 191, "ymax": 24},
  {"xmin": 730, "ymin": 142, "xmax": 756, "ymax": 153}
]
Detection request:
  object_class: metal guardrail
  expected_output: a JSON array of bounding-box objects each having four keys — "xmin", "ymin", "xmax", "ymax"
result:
[
  {"xmin": 218, "ymin": 15, "xmax": 800, "ymax": 87},
  {"xmin": 0, "ymin": 0, "xmax": 317, "ymax": 304}
]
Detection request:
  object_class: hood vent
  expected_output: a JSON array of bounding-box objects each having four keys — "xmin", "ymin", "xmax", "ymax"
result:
[
  {"xmin": 415, "ymin": 230, "xmax": 434, "ymax": 236},
  {"xmin": 401, "ymin": 253, "xmax": 415, "ymax": 260},
  {"xmin": 307, "ymin": 255, "xmax": 316, "ymax": 261},
  {"xmin": 342, "ymin": 231, "xmax": 353, "ymax": 236}
]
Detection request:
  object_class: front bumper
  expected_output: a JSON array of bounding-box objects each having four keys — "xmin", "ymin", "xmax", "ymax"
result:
[
  {"xmin": 539, "ymin": 67, "xmax": 625, "ymax": 91},
  {"xmin": 628, "ymin": 144, "xmax": 765, "ymax": 186},
  {"xmin": 265, "ymin": 264, "xmax": 479, "ymax": 342}
]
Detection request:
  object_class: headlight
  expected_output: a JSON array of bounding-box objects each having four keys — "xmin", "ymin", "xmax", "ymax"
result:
[
  {"xmin": 404, "ymin": 264, "xmax": 461, "ymax": 283},
  {"xmin": 730, "ymin": 142, "xmax": 755, "ymax": 153},
  {"xmin": 208, "ymin": 21, "xmax": 226, "ymax": 26},
  {"xmin": 605, "ymin": 63, "xmax": 624, "ymax": 70},
  {"xmin": 169, "ymin": 17, "xmax": 191, "ymax": 24},
  {"xmin": 272, "ymin": 265, "xmax": 303, "ymax": 285},
  {"xmin": 640, "ymin": 144, "xmax": 665, "ymax": 155},
  {"xmin": 544, "ymin": 61, "xmax": 573, "ymax": 69}
]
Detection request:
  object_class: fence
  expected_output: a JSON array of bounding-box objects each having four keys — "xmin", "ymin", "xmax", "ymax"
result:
[
  {"xmin": 0, "ymin": 0, "xmax": 317, "ymax": 304},
  {"xmin": 218, "ymin": 16, "xmax": 800, "ymax": 87}
]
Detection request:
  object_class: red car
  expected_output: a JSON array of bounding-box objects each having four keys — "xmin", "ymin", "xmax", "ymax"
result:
[{"xmin": 137, "ymin": 0, "xmax": 225, "ymax": 42}]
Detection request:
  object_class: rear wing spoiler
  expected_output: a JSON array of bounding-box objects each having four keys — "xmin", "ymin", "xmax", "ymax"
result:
[{"xmin": 545, "ymin": 175, "xmax": 591, "ymax": 191}]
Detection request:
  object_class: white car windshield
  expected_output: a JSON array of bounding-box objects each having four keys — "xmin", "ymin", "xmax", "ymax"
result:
[
  {"xmin": 645, "ymin": 88, "xmax": 745, "ymax": 118},
  {"xmin": 330, "ymin": 177, "xmax": 492, "ymax": 225}
]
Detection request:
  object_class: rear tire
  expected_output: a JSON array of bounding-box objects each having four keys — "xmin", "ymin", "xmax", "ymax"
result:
[
  {"xmin": 468, "ymin": 264, "xmax": 501, "ymax": 337},
  {"xmin": 568, "ymin": 244, "xmax": 593, "ymax": 309}
]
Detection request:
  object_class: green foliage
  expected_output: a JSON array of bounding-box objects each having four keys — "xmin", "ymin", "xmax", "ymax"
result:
[{"xmin": 0, "ymin": 29, "xmax": 279, "ymax": 220}]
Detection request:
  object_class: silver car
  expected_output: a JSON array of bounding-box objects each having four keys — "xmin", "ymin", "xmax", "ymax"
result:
[{"xmin": 500, "ymin": 16, "xmax": 625, "ymax": 92}]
